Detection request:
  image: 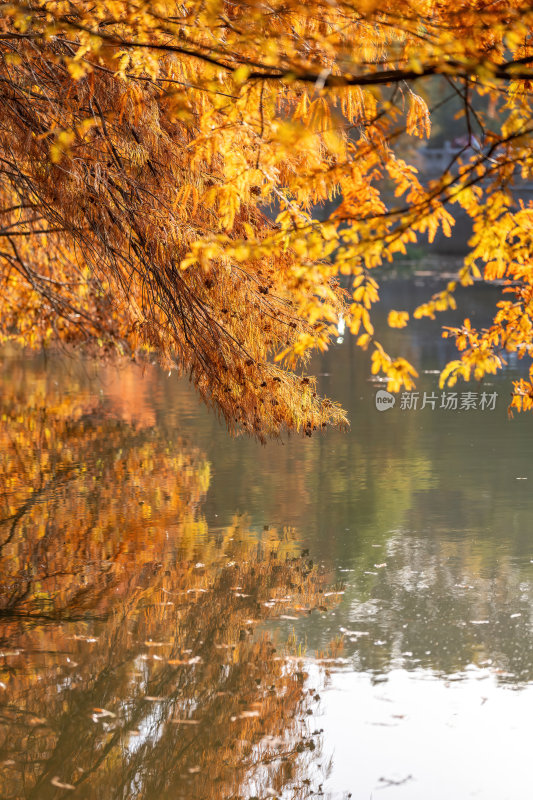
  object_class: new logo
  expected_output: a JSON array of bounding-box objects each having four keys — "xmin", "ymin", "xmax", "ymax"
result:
[{"xmin": 375, "ymin": 390, "xmax": 395, "ymax": 411}]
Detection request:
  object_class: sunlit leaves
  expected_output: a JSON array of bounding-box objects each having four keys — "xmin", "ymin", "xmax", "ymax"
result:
[
  {"xmin": 2, "ymin": 0, "xmax": 533, "ymax": 427},
  {"xmin": 371, "ymin": 342, "xmax": 418, "ymax": 392},
  {"xmin": 406, "ymin": 92, "xmax": 431, "ymax": 139},
  {"xmin": 388, "ymin": 310, "xmax": 409, "ymax": 329}
]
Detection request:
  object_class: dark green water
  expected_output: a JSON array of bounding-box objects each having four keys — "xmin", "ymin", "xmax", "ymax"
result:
[{"xmin": 1, "ymin": 274, "xmax": 532, "ymax": 799}]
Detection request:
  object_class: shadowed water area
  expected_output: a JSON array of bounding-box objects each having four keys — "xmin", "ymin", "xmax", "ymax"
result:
[{"xmin": 1, "ymin": 271, "xmax": 532, "ymax": 799}]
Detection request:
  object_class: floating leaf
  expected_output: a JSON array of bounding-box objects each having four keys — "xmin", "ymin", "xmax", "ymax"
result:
[{"xmin": 51, "ymin": 777, "xmax": 75, "ymax": 790}]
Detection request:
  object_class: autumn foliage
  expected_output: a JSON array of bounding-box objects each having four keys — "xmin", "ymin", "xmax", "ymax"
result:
[{"xmin": 2, "ymin": 0, "xmax": 533, "ymax": 435}]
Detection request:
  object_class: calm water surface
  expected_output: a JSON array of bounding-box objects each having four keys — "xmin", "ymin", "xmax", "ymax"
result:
[{"xmin": 1, "ymin": 275, "xmax": 532, "ymax": 799}]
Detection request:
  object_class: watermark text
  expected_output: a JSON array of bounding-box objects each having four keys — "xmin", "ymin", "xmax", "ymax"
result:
[{"xmin": 376, "ymin": 389, "xmax": 498, "ymax": 412}]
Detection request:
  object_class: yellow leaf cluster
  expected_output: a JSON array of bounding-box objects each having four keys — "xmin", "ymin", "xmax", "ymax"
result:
[{"xmin": 2, "ymin": 0, "xmax": 533, "ymax": 432}]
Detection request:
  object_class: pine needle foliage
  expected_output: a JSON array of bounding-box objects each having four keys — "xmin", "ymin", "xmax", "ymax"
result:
[{"xmin": 2, "ymin": 0, "xmax": 533, "ymax": 435}]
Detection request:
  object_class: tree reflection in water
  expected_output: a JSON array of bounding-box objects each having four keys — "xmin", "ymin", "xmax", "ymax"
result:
[{"xmin": 0, "ymin": 374, "xmax": 334, "ymax": 800}]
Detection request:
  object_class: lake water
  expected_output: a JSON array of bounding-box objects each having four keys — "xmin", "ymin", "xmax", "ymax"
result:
[{"xmin": 1, "ymin": 273, "xmax": 532, "ymax": 799}]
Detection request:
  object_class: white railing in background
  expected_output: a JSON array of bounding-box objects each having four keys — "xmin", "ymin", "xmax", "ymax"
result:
[{"xmin": 420, "ymin": 142, "xmax": 458, "ymax": 174}]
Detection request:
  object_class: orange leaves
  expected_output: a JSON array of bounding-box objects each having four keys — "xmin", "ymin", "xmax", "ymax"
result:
[
  {"xmin": 338, "ymin": 86, "xmax": 366, "ymax": 125},
  {"xmin": 385, "ymin": 358, "xmax": 419, "ymax": 393},
  {"xmin": 387, "ymin": 310, "xmax": 409, "ymax": 329},
  {"xmin": 439, "ymin": 349, "xmax": 504, "ymax": 387},
  {"xmin": 414, "ymin": 282, "xmax": 457, "ymax": 320},
  {"xmin": 118, "ymin": 83, "xmax": 145, "ymax": 125},
  {"xmin": 440, "ymin": 318, "xmax": 504, "ymax": 387},
  {"xmin": 294, "ymin": 96, "xmax": 331, "ymax": 133},
  {"xmin": 349, "ymin": 304, "xmax": 374, "ymax": 336},
  {"xmin": 49, "ymin": 129, "xmax": 76, "ymax": 164},
  {"xmin": 371, "ymin": 344, "xmax": 390, "ymax": 376},
  {"xmin": 203, "ymin": 184, "xmax": 242, "ymax": 230},
  {"xmin": 5, "ymin": 0, "xmax": 533, "ymax": 432},
  {"xmin": 386, "ymin": 158, "xmax": 422, "ymax": 201},
  {"xmin": 371, "ymin": 344, "xmax": 418, "ymax": 393},
  {"xmin": 173, "ymin": 184, "xmax": 200, "ymax": 216},
  {"xmin": 352, "ymin": 274, "xmax": 379, "ymax": 310},
  {"xmin": 406, "ymin": 92, "xmax": 431, "ymax": 139},
  {"xmin": 271, "ymin": 120, "xmax": 317, "ymax": 154},
  {"xmin": 510, "ymin": 365, "xmax": 533, "ymax": 413},
  {"xmin": 414, "ymin": 204, "xmax": 455, "ymax": 244}
]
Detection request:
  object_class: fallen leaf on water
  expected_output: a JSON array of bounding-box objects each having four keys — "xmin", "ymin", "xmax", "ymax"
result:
[
  {"xmin": 51, "ymin": 777, "xmax": 75, "ymax": 790},
  {"xmin": 144, "ymin": 641, "xmax": 172, "ymax": 647},
  {"xmin": 378, "ymin": 774, "xmax": 413, "ymax": 788},
  {"xmin": 279, "ymin": 615, "xmax": 298, "ymax": 620},
  {"xmin": 71, "ymin": 635, "xmax": 98, "ymax": 642},
  {"xmin": 92, "ymin": 708, "xmax": 116, "ymax": 721},
  {"xmin": 235, "ymin": 710, "xmax": 261, "ymax": 719}
]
